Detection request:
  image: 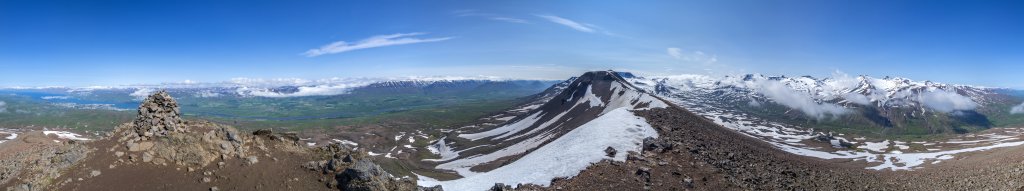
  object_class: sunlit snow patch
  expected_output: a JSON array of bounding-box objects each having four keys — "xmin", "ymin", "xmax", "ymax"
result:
[{"xmin": 42, "ymin": 131, "xmax": 91, "ymax": 141}]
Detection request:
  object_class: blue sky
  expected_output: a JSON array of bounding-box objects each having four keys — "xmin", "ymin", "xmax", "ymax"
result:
[{"xmin": 1, "ymin": 0, "xmax": 1022, "ymax": 87}]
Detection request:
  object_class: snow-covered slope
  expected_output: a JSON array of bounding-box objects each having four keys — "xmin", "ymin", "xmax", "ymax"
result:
[{"xmin": 417, "ymin": 71, "xmax": 667, "ymax": 190}]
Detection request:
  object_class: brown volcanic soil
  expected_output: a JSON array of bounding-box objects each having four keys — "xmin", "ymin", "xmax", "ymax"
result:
[
  {"xmin": 537, "ymin": 106, "xmax": 1024, "ymax": 191},
  {"xmin": 54, "ymin": 133, "xmax": 330, "ymax": 191}
]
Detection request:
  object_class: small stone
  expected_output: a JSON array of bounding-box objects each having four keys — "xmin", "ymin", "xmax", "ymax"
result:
[
  {"xmin": 210, "ymin": 186, "xmax": 219, "ymax": 191},
  {"xmin": 219, "ymin": 142, "xmax": 231, "ymax": 150},
  {"xmin": 128, "ymin": 141, "xmax": 154, "ymax": 152},
  {"xmin": 683, "ymin": 177, "xmax": 694, "ymax": 188},
  {"xmin": 153, "ymin": 157, "xmax": 166, "ymax": 164},
  {"xmin": 188, "ymin": 167, "xmax": 195, "ymax": 172},
  {"xmin": 142, "ymin": 152, "xmax": 154, "ymax": 162},
  {"xmin": 202, "ymin": 177, "xmax": 211, "ymax": 183},
  {"xmin": 114, "ymin": 151, "xmax": 124, "ymax": 157},
  {"xmin": 605, "ymin": 146, "xmax": 617, "ymax": 157},
  {"xmin": 246, "ymin": 156, "xmax": 259, "ymax": 165},
  {"xmin": 90, "ymin": 170, "xmax": 101, "ymax": 177}
]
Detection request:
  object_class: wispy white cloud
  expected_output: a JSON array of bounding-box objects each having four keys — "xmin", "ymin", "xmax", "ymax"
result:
[
  {"xmin": 490, "ymin": 17, "xmax": 530, "ymax": 24},
  {"xmin": 303, "ymin": 33, "xmax": 453, "ymax": 57},
  {"xmin": 453, "ymin": 10, "xmax": 530, "ymax": 24},
  {"xmin": 667, "ymin": 48, "xmax": 684, "ymax": 59},
  {"xmin": 667, "ymin": 47, "xmax": 718, "ymax": 64},
  {"xmin": 535, "ymin": 14, "xmax": 596, "ymax": 33},
  {"xmin": 452, "ymin": 9, "xmax": 481, "ymax": 17},
  {"xmin": 1010, "ymin": 102, "xmax": 1024, "ymax": 114}
]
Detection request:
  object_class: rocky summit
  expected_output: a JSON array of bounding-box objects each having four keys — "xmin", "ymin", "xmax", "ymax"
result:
[{"xmin": 0, "ymin": 92, "xmax": 427, "ymax": 191}]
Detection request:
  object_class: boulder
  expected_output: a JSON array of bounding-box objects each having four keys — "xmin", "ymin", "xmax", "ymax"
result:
[
  {"xmin": 489, "ymin": 183, "xmax": 513, "ymax": 191},
  {"xmin": 335, "ymin": 159, "xmax": 416, "ymax": 191},
  {"xmin": 127, "ymin": 141, "xmax": 154, "ymax": 152},
  {"xmin": 418, "ymin": 185, "xmax": 444, "ymax": 191},
  {"xmin": 605, "ymin": 146, "xmax": 617, "ymax": 157}
]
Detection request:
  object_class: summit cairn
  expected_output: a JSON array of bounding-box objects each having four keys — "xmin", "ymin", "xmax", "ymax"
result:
[{"xmin": 132, "ymin": 90, "xmax": 185, "ymax": 139}]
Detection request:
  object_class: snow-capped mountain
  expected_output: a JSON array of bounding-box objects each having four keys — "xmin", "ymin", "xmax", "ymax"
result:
[
  {"xmin": 627, "ymin": 72, "xmax": 1024, "ymax": 135},
  {"xmin": 418, "ymin": 71, "xmax": 667, "ymax": 190}
]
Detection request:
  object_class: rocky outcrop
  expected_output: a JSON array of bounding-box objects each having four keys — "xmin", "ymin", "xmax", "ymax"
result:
[
  {"xmin": 303, "ymin": 144, "xmax": 420, "ymax": 191},
  {"xmin": 110, "ymin": 92, "xmax": 263, "ymax": 168},
  {"xmin": 0, "ymin": 134, "xmax": 92, "ymax": 191}
]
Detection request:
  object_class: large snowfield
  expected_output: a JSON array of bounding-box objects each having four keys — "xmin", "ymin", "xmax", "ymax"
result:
[{"xmin": 417, "ymin": 108, "xmax": 657, "ymax": 190}]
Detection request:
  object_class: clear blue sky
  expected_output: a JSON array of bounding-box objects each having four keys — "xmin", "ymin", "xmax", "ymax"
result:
[{"xmin": 1, "ymin": 0, "xmax": 1022, "ymax": 87}]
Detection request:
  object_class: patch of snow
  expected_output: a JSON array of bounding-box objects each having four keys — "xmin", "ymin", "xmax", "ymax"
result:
[
  {"xmin": 332, "ymin": 139, "xmax": 359, "ymax": 146},
  {"xmin": 42, "ymin": 131, "xmax": 91, "ymax": 140},
  {"xmin": 494, "ymin": 116, "xmax": 516, "ymax": 121},
  {"xmin": 581, "ymin": 86, "xmax": 604, "ymax": 108},
  {"xmin": 424, "ymin": 137, "xmax": 460, "ymax": 162},
  {"xmin": 860, "ymin": 140, "xmax": 890, "ymax": 153}
]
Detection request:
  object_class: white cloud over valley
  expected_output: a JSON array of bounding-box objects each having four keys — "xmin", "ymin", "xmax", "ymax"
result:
[
  {"xmin": 1011, "ymin": 102, "xmax": 1024, "ymax": 114},
  {"xmin": 751, "ymin": 80, "xmax": 848, "ymax": 119}
]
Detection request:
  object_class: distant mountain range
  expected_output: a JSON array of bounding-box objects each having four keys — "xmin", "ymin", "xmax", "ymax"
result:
[
  {"xmin": 4, "ymin": 72, "xmax": 1024, "ymax": 136},
  {"xmin": 626, "ymin": 72, "xmax": 1024, "ymax": 136}
]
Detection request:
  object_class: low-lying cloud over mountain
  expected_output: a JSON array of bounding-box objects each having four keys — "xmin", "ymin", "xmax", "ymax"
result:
[
  {"xmin": 752, "ymin": 80, "xmax": 849, "ymax": 119},
  {"xmin": 919, "ymin": 90, "xmax": 979, "ymax": 113},
  {"xmin": 234, "ymin": 84, "xmax": 369, "ymax": 98},
  {"xmin": 1012, "ymin": 102, "xmax": 1024, "ymax": 114}
]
